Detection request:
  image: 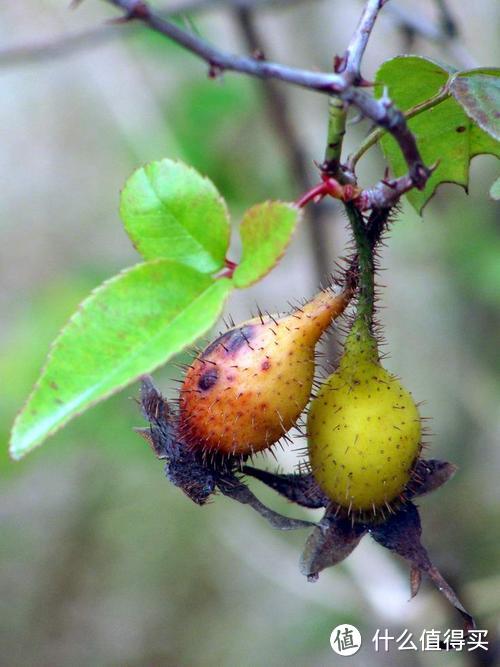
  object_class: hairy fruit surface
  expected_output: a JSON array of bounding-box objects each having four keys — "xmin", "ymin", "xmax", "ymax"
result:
[
  {"xmin": 179, "ymin": 288, "xmax": 350, "ymax": 457},
  {"xmin": 307, "ymin": 321, "xmax": 421, "ymax": 513}
]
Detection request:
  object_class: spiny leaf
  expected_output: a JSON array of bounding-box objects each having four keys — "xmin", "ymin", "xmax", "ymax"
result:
[
  {"xmin": 450, "ymin": 69, "xmax": 500, "ymax": 141},
  {"xmin": 233, "ymin": 202, "xmax": 301, "ymax": 288},
  {"xmin": 375, "ymin": 56, "xmax": 500, "ymax": 214},
  {"xmin": 10, "ymin": 261, "xmax": 232, "ymax": 459},
  {"xmin": 120, "ymin": 159, "xmax": 231, "ymax": 273}
]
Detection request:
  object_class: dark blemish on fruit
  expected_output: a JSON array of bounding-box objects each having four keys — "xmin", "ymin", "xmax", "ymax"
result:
[
  {"xmin": 456, "ymin": 125, "xmax": 466, "ymax": 133},
  {"xmin": 198, "ymin": 368, "xmax": 219, "ymax": 391},
  {"xmin": 261, "ymin": 359, "xmax": 271, "ymax": 371},
  {"xmin": 202, "ymin": 325, "xmax": 255, "ymax": 357}
]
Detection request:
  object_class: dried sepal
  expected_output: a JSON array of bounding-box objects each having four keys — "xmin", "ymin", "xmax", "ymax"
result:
[
  {"xmin": 217, "ymin": 475, "xmax": 316, "ymax": 531},
  {"xmin": 370, "ymin": 502, "xmax": 475, "ymax": 632},
  {"xmin": 407, "ymin": 459, "xmax": 458, "ymax": 499},
  {"xmin": 243, "ymin": 457, "xmax": 457, "ymax": 509},
  {"xmin": 137, "ymin": 376, "xmax": 313, "ymax": 529},
  {"xmin": 139, "ymin": 375, "xmax": 217, "ymax": 505},
  {"xmin": 300, "ymin": 504, "xmax": 366, "ymax": 580},
  {"xmin": 244, "ymin": 457, "xmax": 474, "ymax": 629},
  {"xmin": 242, "ymin": 465, "xmax": 329, "ymax": 509}
]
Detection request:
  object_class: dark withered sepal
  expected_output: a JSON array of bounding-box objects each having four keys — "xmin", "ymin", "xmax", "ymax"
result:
[
  {"xmin": 242, "ymin": 466, "xmax": 329, "ymax": 509},
  {"xmin": 407, "ymin": 459, "xmax": 458, "ymax": 499},
  {"xmin": 136, "ymin": 376, "xmax": 314, "ymax": 529},
  {"xmin": 138, "ymin": 376, "xmax": 216, "ymax": 505},
  {"xmin": 370, "ymin": 502, "xmax": 475, "ymax": 632},
  {"xmin": 243, "ymin": 458, "xmax": 457, "ymax": 510},
  {"xmin": 300, "ymin": 504, "xmax": 367, "ymax": 580},
  {"xmin": 218, "ymin": 474, "xmax": 316, "ymax": 531}
]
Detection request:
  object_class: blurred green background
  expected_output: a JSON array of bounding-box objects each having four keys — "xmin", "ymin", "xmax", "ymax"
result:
[{"xmin": 1, "ymin": 1, "xmax": 498, "ymax": 666}]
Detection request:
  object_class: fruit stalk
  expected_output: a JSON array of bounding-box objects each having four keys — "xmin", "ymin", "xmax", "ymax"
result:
[{"xmin": 343, "ymin": 201, "xmax": 379, "ymax": 364}]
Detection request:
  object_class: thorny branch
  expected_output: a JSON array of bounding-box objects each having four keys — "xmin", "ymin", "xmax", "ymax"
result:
[
  {"xmin": 0, "ymin": 0, "xmax": 475, "ymax": 70},
  {"xmin": 2, "ymin": 1, "xmax": 480, "ymax": 203},
  {"xmin": 102, "ymin": 0, "xmax": 431, "ymax": 195},
  {"xmin": 338, "ymin": 0, "xmax": 387, "ymax": 86},
  {"xmin": 105, "ymin": 0, "xmax": 345, "ymax": 90}
]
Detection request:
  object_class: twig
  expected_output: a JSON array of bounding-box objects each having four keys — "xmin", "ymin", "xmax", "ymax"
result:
[
  {"xmin": 339, "ymin": 0, "xmax": 387, "ymax": 85},
  {"xmin": 323, "ymin": 1, "xmax": 388, "ymax": 176},
  {"xmin": 343, "ymin": 87, "xmax": 429, "ymax": 188},
  {"xmin": 103, "ymin": 0, "xmax": 430, "ymax": 192},
  {"xmin": 355, "ymin": 164, "xmax": 438, "ymax": 211},
  {"xmin": 104, "ymin": 0, "xmax": 346, "ymax": 91},
  {"xmin": 0, "ymin": 0, "xmax": 307, "ymax": 68},
  {"xmin": 0, "ymin": 0, "xmax": 477, "ymax": 72}
]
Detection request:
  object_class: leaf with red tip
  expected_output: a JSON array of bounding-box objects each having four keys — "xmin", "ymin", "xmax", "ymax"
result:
[
  {"xmin": 120, "ymin": 159, "xmax": 231, "ymax": 273},
  {"xmin": 233, "ymin": 202, "xmax": 301, "ymax": 288},
  {"xmin": 10, "ymin": 261, "xmax": 232, "ymax": 459}
]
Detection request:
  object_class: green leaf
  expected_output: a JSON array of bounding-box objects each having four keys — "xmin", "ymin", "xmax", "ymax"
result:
[
  {"xmin": 450, "ymin": 69, "xmax": 500, "ymax": 142},
  {"xmin": 490, "ymin": 177, "xmax": 500, "ymax": 200},
  {"xmin": 10, "ymin": 261, "xmax": 232, "ymax": 459},
  {"xmin": 232, "ymin": 202, "xmax": 301, "ymax": 288},
  {"xmin": 375, "ymin": 57, "xmax": 500, "ymax": 213},
  {"xmin": 120, "ymin": 159, "xmax": 231, "ymax": 273}
]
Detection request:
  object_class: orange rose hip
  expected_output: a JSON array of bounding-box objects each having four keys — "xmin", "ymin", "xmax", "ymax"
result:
[{"xmin": 178, "ymin": 288, "xmax": 351, "ymax": 457}]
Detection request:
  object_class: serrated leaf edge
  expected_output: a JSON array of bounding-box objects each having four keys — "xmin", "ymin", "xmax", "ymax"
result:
[
  {"xmin": 10, "ymin": 261, "xmax": 232, "ymax": 459},
  {"xmin": 234, "ymin": 201, "xmax": 302, "ymax": 289},
  {"xmin": 120, "ymin": 158, "xmax": 232, "ymax": 273}
]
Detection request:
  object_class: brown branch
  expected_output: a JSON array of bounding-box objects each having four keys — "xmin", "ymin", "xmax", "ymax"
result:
[
  {"xmin": 104, "ymin": 0, "xmax": 347, "ymax": 91},
  {"xmin": 343, "ymin": 87, "xmax": 430, "ymax": 189},
  {"xmin": 103, "ymin": 0, "xmax": 430, "ymax": 193},
  {"xmin": 1, "ymin": 0, "xmax": 432, "ymax": 201},
  {"xmin": 355, "ymin": 163, "xmax": 438, "ymax": 211},
  {"xmin": 339, "ymin": 0, "xmax": 387, "ymax": 85},
  {"xmin": 0, "ymin": 0, "xmax": 477, "ymax": 72}
]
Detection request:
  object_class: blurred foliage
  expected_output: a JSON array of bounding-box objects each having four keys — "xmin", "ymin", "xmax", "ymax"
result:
[{"xmin": 1, "ymin": 1, "xmax": 499, "ymax": 666}]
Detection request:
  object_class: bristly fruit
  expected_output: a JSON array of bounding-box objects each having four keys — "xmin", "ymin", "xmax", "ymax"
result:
[
  {"xmin": 178, "ymin": 287, "xmax": 351, "ymax": 458},
  {"xmin": 307, "ymin": 319, "xmax": 422, "ymax": 515}
]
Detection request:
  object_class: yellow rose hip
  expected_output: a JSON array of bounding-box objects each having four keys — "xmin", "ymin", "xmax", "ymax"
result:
[{"xmin": 307, "ymin": 321, "xmax": 421, "ymax": 513}]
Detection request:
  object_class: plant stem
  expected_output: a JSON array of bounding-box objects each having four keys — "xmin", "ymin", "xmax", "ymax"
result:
[
  {"xmin": 324, "ymin": 97, "xmax": 347, "ymax": 175},
  {"xmin": 345, "ymin": 202, "xmax": 374, "ymax": 327},
  {"xmin": 343, "ymin": 202, "xmax": 380, "ymax": 364}
]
